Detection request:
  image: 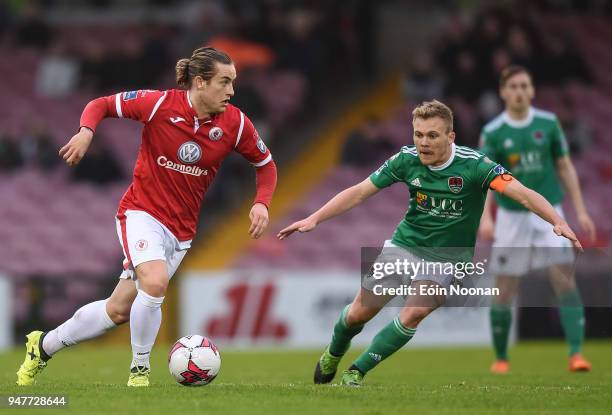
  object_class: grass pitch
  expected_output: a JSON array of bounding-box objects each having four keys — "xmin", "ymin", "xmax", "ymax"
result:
[{"xmin": 1, "ymin": 341, "xmax": 610, "ymax": 414}]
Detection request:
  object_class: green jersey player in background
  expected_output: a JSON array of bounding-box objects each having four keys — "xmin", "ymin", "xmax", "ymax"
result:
[
  {"xmin": 478, "ymin": 66, "xmax": 596, "ymax": 374},
  {"xmin": 278, "ymin": 100, "xmax": 582, "ymax": 386}
]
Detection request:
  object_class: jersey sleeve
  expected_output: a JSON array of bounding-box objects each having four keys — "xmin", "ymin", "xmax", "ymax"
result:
[
  {"xmin": 234, "ymin": 112, "xmax": 272, "ymax": 167},
  {"xmin": 478, "ymin": 128, "xmax": 497, "ymax": 161},
  {"xmin": 551, "ymin": 117, "xmax": 570, "ymax": 159},
  {"xmin": 113, "ymin": 90, "xmax": 167, "ymax": 123},
  {"xmin": 475, "ymin": 155, "xmax": 510, "ymax": 191},
  {"xmin": 369, "ymin": 149, "xmax": 408, "ymax": 189}
]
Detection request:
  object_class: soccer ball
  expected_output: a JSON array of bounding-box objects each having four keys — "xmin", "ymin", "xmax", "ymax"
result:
[{"xmin": 168, "ymin": 335, "xmax": 221, "ymax": 386}]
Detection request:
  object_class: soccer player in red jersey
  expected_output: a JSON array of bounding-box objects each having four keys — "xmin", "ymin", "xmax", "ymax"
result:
[{"xmin": 16, "ymin": 47, "xmax": 277, "ymax": 387}]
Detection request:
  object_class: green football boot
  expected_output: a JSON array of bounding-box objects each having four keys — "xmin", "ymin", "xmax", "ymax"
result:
[
  {"xmin": 340, "ymin": 369, "xmax": 364, "ymax": 387},
  {"xmin": 314, "ymin": 347, "xmax": 342, "ymax": 384}
]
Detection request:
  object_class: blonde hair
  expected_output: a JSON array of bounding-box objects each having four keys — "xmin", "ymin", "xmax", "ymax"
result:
[
  {"xmin": 412, "ymin": 100, "xmax": 454, "ymax": 132},
  {"xmin": 175, "ymin": 47, "xmax": 232, "ymax": 88}
]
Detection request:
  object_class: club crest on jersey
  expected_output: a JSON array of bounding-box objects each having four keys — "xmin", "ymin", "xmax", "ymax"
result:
[
  {"xmin": 448, "ymin": 176, "xmax": 463, "ymax": 193},
  {"xmin": 504, "ymin": 138, "xmax": 514, "ymax": 149},
  {"xmin": 177, "ymin": 141, "xmax": 202, "ymax": 164},
  {"xmin": 209, "ymin": 127, "xmax": 223, "ymax": 141},
  {"xmin": 532, "ymin": 130, "xmax": 544, "ymax": 144}
]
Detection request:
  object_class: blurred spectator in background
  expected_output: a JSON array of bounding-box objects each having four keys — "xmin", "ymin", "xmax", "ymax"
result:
[
  {"xmin": 436, "ymin": 14, "xmax": 470, "ymax": 74},
  {"xmin": 341, "ymin": 118, "xmax": 394, "ymax": 167},
  {"xmin": 431, "ymin": 5, "xmax": 596, "ymax": 144},
  {"xmin": 139, "ymin": 22, "xmax": 173, "ymax": 87},
  {"xmin": 231, "ymin": 71, "xmax": 271, "ymax": 144},
  {"xmin": 506, "ymin": 26, "xmax": 539, "ymax": 77},
  {"xmin": 0, "ymin": 134, "xmax": 23, "ymax": 172},
  {"xmin": 36, "ymin": 42, "xmax": 80, "ymax": 97},
  {"xmin": 470, "ymin": 11, "xmax": 506, "ymax": 74},
  {"xmin": 14, "ymin": 4, "xmax": 52, "ymax": 50},
  {"xmin": 277, "ymin": 8, "xmax": 322, "ymax": 82},
  {"xmin": 490, "ymin": 48, "xmax": 513, "ymax": 83},
  {"xmin": 70, "ymin": 137, "xmax": 123, "ymax": 186},
  {"xmin": 477, "ymin": 91, "xmax": 504, "ymax": 127},
  {"xmin": 541, "ymin": 37, "xmax": 592, "ymax": 85},
  {"xmin": 80, "ymin": 41, "xmax": 108, "ymax": 91},
  {"xmin": 175, "ymin": 1, "xmax": 229, "ymax": 57},
  {"xmin": 0, "ymin": 2, "xmax": 14, "ymax": 39},
  {"xmin": 445, "ymin": 50, "xmax": 482, "ymax": 102},
  {"xmin": 556, "ymin": 93, "xmax": 592, "ymax": 155},
  {"xmin": 403, "ymin": 51, "xmax": 445, "ymax": 104},
  {"xmin": 18, "ymin": 123, "xmax": 58, "ymax": 171},
  {"xmin": 81, "ymin": 35, "xmax": 158, "ymax": 92},
  {"xmin": 560, "ymin": 110, "xmax": 592, "ymax": 156},
  {"xmin": 231, "ymin": 73, "xmax": 268, "ymax": 120}
]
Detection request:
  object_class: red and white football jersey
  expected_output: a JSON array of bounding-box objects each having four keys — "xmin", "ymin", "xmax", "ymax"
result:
[{"xmin": 106, "ymin": 89, "xmax": 272, "ymax": 241}]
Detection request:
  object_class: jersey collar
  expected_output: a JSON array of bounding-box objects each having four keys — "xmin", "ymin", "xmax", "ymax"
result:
[
  {"xmin": 427, "ymin": 143, "xmax": 455, "ymax": 171},
  {"xmin": 503, "ymin": 106, "xmax": 534, "ymax": 128},
  {"xmin": 185, "ymin": 90, "xmax": 198, "ymax": 119}
]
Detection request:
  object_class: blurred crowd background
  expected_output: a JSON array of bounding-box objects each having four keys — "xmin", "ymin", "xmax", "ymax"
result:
[{"xmin": 1, "ymin": 0, "xmax": 611, "ymax": 345}]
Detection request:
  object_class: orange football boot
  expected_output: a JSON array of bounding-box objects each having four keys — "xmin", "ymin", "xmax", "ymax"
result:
[
  {"xmin": 490, "ymin": 360, "xmax": 510, "ymax": 374},
  {"xmin": 569, "ymin": 353, "xmax": 592, "ymax": 372}
]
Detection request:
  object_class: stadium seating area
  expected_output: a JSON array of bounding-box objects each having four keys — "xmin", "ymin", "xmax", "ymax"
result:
[{"xmin": 234, "ymin": 14, "xmax": 612, "ymax": 270}]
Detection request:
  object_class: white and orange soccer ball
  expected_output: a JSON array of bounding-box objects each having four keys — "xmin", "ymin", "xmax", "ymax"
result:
[{"xmin": 168, "ymin": 335, "xmax": 221, "ymax": 386}]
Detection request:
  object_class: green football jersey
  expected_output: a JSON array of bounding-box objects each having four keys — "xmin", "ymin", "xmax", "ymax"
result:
[
  {"xmin": 369, "ymin": 144, "xmax": 507, "ymax": 262},
  {"xmin": 480, "ymin": 107, "xmax": 569, "ymax": 211}
]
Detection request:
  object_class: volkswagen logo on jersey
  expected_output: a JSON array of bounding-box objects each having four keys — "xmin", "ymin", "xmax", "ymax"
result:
[
  {"xmin": 448, "ymin": 176, "xmax": 464, "ymax": 193},
  {"xmin": 178, "ymin": 141, "xmax": 202, "ymax": 164},
  {"xmin": 209, "ymin": 127, "xmax": 223, "ymax": 141}
]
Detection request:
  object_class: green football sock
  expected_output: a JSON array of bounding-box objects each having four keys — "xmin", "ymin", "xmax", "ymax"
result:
[
  {"xmin": 328, "ymin": 305, "xmax": 364, "ymax": 357},
  {"xmin": 490, "ymin": 304, "xmax": 512, "ymax": 360},
  {"xmin": 558, "ymin": 290, "xmax": 585, "ymax": 356},
  {"xmin": 352, "ymin": 317, "xmax": 416, "ymax": 375}
]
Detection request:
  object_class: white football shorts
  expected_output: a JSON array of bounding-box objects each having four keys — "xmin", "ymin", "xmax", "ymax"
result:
[
  {"xmin": 115, "ymin": 209, "xmax": 191, "ymax": 282},
  {"xmin": 489, "ymin": 204, "xmax": 575, "ymax": 276},
  {"xmin": 362, "ymin": 240, "xmax": 456, "ymax": 293}
]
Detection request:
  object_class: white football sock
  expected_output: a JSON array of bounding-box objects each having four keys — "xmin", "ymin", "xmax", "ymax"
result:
[
  {"xmin": 42, "ymin": 299, "xmax": 116, "ymax": 357},
  {"xmin": 130, "ymin": 289, "xmax": 164, "ymax": 369}
]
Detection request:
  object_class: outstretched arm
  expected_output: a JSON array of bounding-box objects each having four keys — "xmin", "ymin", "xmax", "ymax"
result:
[
  {"xmin": 60, "ymin": 90, "xmax": 166, "ymax": 166},
  {"xmin": 277, "ymin": 178, "xmax": 380, "ymax": 240},
  {"xmin": 59, "ymin": 96, "xmax": 114, "ymax": 166},
  {"xmin": 492, "ymin": 176, "xmax": 583, "ymax": 250}
]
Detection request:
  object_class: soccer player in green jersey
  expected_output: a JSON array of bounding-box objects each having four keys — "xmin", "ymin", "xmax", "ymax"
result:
[
  {"xmin": 478, "ymin": 65, "xmax": 596, "ymax": 374},
  {"xmin": 278, "ymin": 100, "xmax": 582, "ymax": 386}
]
